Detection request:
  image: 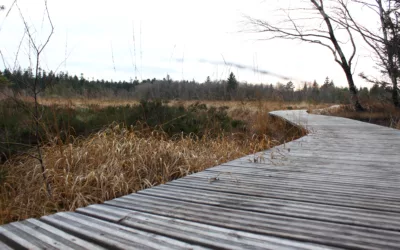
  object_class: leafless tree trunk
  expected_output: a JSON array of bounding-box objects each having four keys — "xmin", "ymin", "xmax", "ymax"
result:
[
  {"xmin": 245, "ymin": 0, "xmax": 365, "ymax": 111},
  {"xmin": 337, "ymin": 0, "xmax": 399, "ymax": 108}
]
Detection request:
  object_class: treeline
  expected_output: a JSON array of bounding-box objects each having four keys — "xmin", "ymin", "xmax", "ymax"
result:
[{"xmin": 0, "ymin": 68, "xmax": 390, "ymax": 103}]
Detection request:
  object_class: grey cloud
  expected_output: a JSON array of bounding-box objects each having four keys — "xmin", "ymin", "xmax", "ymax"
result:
[{"xmin": 196, "ymin": 59, "xmax": 292, "ymax": 80}]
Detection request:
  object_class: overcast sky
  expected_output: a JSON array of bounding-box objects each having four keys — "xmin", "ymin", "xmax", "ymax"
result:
[{"xmin": 0, "ymin": 0, "xmax": 382, "ymax": 88}]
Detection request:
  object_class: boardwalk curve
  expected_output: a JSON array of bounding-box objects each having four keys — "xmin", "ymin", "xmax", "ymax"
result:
[{"xmin": 1, "ymin": 110, "xmax": 400, "ymax": 249}]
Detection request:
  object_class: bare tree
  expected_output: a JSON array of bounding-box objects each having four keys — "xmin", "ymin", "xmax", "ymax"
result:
[
  {"xmin": 246, "ymin": 0, "xmax": 365, "ymax": 111},
  {"xmin": 13, "ymin": 0, "xmax": 54, "ymax": 196},
  {"xmin": 336, "ymin": 0, "xmax": 399, "ymax": 108}
]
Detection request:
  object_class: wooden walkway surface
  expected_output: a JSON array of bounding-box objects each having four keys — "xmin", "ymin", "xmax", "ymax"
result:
[{"xmin": 1, "ymin": 110, "xmax": 400, "ymax": 249}]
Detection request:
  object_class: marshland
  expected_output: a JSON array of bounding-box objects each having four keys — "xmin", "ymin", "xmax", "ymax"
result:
[{"xmin": 1, "ymin": 0, "xmax": 400, "ymax": 225}]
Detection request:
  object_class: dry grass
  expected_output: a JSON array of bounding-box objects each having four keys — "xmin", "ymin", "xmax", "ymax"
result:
[
  {"xmin": 0, "ymin": 99, "xmax": 309, "ymax": 224},
  {"xmin": 37, "ymin": 97, "xmax": 332, "ymax": 110},
  {"xmin": 319, "ymin": 102, "xmax": 400, "ymax": 129},
  {"xmin": 38, "ymin": 97, "xmax": 140, "ymax": 108}
]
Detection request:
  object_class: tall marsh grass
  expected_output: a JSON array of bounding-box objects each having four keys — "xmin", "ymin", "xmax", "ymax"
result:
[{"xmin": 0, "ymin": 99, "xmax": 307, "ymax": 224}]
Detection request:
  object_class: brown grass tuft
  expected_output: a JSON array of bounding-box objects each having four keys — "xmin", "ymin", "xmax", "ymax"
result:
[{"xmin": 320, "ymin": 102, "xmax": 400, "ymax": 129}]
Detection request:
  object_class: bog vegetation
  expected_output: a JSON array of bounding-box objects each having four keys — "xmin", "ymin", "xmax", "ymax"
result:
[{"xmin": 0, "ymin": 96, "xmax": 316, "ymax": 224}]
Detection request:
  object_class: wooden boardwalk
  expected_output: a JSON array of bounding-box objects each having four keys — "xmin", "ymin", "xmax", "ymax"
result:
[{"xmin": 1, "ymin": 110, "xmax": 400, "ymax": 249}]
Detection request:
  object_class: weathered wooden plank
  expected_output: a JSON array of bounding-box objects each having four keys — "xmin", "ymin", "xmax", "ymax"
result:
[
  {"xmin": 176, "ymin": 173, "xmax": 400, "ymax": 200},
  {"xmin": 267, "ymin": 151, "xmax": 400, "ymax": 163},
  {"xmin": 138, "ymin": 184, "xmax": 400, "ymax": 231},
  {"xmin": 238, "ymin": 150, "xmax": 400, "ymax": 164},
  {"xmin": 208, "ymin": 165, "xmax": 400, "ymax": 184},
  {"xmin": 77, "ymin": 205, "xmax": 333, "ymax": 250},
  {"xmin": 235, "ymin": 154, "xmax": 399, "ymax": 168},
  {"xmin": 204, "ymin": 167, "xmax": 400, "ymax": 188},
  {"xmin": 222, "ymin": 162, "xmax": 399, "ymax": 178},
  {"xmin": 272, "ymin": 145, "xmax": 399, "ymax": 156},
  {"xmin": 221, "ymin": 160, "xmax": 400, "ymax": 176},
  {"xmin": 305, "ymin": 134, "xmax": 400, "ymax": 141},
  {"xmin": 41, "ymin": 212, "xmax": 206, "ymax": 250},
  {"xmin": 0, "ymin": 225, "xmax": 55, "ymax": 250},
  {"xmin": 0, "ymin": 240, "xmax": 13, "ymax": 250},
  {"xmin": 180, "ymin": 173, "xmax": 400, "ymax": 201},
  {"xmin": 25, "ymin": 219, "xmax": 106, "ymax": 250},
  {"xmin": 168, "ymin": 178, "xmax": 400, "ymax": 212},
  {"xmin": 102, "ymin": 195, "xmax": 400, "ymax": 249},
  {"xmin": 9, "ymin": 221, "xmax": 78, "ymax": 250},
  {"xmin": 279, "ymin": 141, "xmax": 400, "ymax": 149}
]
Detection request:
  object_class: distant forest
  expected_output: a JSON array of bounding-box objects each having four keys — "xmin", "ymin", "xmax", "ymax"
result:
[{"xmin": 0, "ymin": 68, "xmax": 391, "ymax": 103}]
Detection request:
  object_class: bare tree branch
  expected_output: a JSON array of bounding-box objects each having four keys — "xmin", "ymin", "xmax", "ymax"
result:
[
  {"xmin": 244, "ymin": 0, "xmax": 365, "ymax": 111},
  {"xmin": 13, "ymin": 31, "xmax": 26, "ymax": 71},
  {"xmin": 13, "ymin": 0, "xmax": 55, "ymax": 197},
  {"xmin": 0, "ymin": 49, "xmax": 9, "ymax": 69},
  {"xmin": 342, "ymin": 0, "xmax": 400, "ymax": 107}
]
